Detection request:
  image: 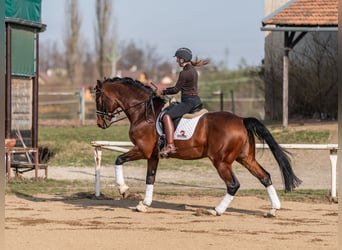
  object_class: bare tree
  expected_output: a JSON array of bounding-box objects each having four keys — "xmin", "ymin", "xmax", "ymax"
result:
[
  {"xmin": 117, "ymin": 41, "xmax": 144, "ymax": 70},
  {"xmin": 95, "ymin": 0, "xmax": 113, "ymax": 78},
  {"xmin": 116, "ymin": 41, "xmax": 172, "ymax": 80},
  {"xmin": 290, "ymin": 32, "xmax": 337, "ymax": 118},
  {"xmin": 143, "ymin": 44, "xmax": 160, "ymax": 72},
  {"xmin": 83, "ymin": 51, "xmax": 96, "ymax": 84},
  {"xmin": 64, "ymin": 0, "xmax": 83, "ymax": 87},
  {"xmin": 39, "ymin": 41, "xmax": 65, "ymax": 73}
]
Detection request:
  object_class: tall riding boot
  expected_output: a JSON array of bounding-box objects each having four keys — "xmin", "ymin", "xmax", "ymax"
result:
[{"xmin": 160, "ymin": 114, "xmax": 177, "ymax": 156}]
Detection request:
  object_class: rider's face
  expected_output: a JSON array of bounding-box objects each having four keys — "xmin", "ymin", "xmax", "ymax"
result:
[{"xmin": 177, "ymin": 57, "xmax": 184, "ymax": 66}]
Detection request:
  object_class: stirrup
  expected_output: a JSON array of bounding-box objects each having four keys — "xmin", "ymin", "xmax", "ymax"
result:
[{"xmin": 159, "ymin": 144, "xmax": 177, "ymax": 156}]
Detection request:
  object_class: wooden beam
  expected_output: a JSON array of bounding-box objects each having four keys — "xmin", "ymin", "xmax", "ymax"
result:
[
  {"xmin": 282, "ymin": 31, "xmax": 307, "ymax": 128},
  {"xmin": 0, "ymin": 0, "xmax": 6, "ymax": 248}
]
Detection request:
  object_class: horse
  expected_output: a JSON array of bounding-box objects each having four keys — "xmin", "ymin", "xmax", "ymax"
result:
[{"xmin": 94, "ymin": 77, "xmax": 302, "ymax": 216}]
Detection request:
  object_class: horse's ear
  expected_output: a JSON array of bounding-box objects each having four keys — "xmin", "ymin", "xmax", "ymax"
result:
[{"xmin": 95, "ymin": 80, "xmax": 102, "ymax": 90}]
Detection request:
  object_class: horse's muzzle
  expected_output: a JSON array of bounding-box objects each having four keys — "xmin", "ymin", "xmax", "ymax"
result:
[
  {"xmin": 96, "ymin": 118, "xmax": 108, "ymax": 129},
  {"xmin": 97, "ymin": 123, "xmax": 107, "ymax": 129}
]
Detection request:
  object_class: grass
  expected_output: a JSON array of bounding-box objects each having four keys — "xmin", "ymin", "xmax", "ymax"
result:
[
  {"xmin": 38, "ymin": 124, "xmax": 130, "ymax": 167},
  {"xmin": 5, "ymin": 178, "xmax": 331, "ymax": 203},
  {"xmin": 271, "ymin": 129, "xmax": 330, "ymax": 144},
  {"xmin": 6, "ymin": 178, "xmax": 91, "ymax": 196}
]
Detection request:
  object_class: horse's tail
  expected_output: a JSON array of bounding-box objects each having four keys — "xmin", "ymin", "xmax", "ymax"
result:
[{"xmin": 243, "ymin": 117, "xmax": 302, "ymax": 192}]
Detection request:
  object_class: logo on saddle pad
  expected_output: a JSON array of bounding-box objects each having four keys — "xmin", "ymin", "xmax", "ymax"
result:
[{"xmin": 156, "ymin": 109, "xmax": 208, "ymax": 141}]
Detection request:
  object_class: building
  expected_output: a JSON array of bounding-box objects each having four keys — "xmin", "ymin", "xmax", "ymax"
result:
[{"xmin": 262, "ymin": 0, "xmax": 338, "ymax": 126}]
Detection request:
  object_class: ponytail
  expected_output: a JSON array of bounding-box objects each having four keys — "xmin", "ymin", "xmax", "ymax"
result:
[{"xmin": 191, "ymin": 57, "xmax": 210, "ymax": 67}]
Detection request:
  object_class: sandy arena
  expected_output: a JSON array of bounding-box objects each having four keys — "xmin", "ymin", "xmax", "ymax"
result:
[
  {"xmin": 5, "ymin": 192, "xmax": 338, "ymax": 250},
  {"xmin": 5, "ymin": 122, "xmax": 339, "ymax": 249}
]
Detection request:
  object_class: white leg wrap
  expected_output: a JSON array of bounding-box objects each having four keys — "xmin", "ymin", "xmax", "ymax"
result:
[
  {"xmin": 143, "ymin": 184, "xmax": 154, "ymax": 206},
  {"xmin": 215, "ymin": 194, "xmax": 234, "ymax": 215},
  {"xmin": 266, "ymin": 185, "xmax": 281, "ymax": 209},
  {"xmin": 115, "ymin": 165, "xmax": 124, "ymax": 185}
]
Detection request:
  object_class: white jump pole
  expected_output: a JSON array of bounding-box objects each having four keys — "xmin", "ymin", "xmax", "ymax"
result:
[
  {"xmin": 329, "ymin": 149, "xmax": 337, "ymax": 200},
  {"xmin": 91, "ymin": 141, "xmax": 132, "ymax": 196},
  {"xmin": 94, "ymin": 147, "xmax": 102, "ymax": 197}
]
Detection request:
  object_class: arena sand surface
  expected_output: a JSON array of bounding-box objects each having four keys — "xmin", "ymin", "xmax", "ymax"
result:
[
  {"xmin": 5, "ymin": 121, "xmax": 339, "ymax": 249},
  {"xmin": 5, "ymin": 193, "xmax": 338, "ymax": 250}
]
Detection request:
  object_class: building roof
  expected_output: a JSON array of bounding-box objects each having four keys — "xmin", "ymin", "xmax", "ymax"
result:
[
  {"xmin": 5, "ymin": 0, "xmax": 46, "ymax": 31},
  {"xmin": 262, "ymin": 0, "xmax": 338, "ymax": 31}
]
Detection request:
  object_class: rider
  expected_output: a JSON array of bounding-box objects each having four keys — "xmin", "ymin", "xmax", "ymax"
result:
[{"xmin": 157, "ymin": 47, "xmax": 209, "ymax": 156}]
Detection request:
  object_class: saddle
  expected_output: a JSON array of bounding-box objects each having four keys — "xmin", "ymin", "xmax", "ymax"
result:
[{"xmin": 156, "ymin": 102, "xmax": 208, "ymax": 148}]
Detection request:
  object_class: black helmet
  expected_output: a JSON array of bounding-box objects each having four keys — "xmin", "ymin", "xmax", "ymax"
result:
[{"xmin": 174, "ymin": 47, "xmax": 192, "ymax": 62}]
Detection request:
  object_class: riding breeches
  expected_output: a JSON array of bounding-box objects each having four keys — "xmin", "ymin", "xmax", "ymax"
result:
[{"xmin": 165, "ymin": 95, "xmax": 202, "ymax": 119}]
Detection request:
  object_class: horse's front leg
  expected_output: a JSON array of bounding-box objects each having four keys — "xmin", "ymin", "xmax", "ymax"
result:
[
  {"xmin": 114, "ymin": 146, "xmax": 145, "ymax": 197},
  {"xmin": 136, "ymin": 156, "xmax": 159, "ymax": 212}
]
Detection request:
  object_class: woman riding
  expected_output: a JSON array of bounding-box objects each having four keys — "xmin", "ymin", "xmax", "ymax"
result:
[{"xmin": 157, "ymin": 47, "xmax": 209, "ymax": 156}]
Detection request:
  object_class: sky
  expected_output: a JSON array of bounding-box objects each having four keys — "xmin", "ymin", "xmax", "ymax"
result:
[{"xmin": 40, "ymin": 0, "xmax": 265, "ymax": 70}]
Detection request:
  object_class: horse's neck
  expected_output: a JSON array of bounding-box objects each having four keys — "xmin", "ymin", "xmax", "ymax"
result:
[{"xmin": 124, "ymin": 97, "xmax": 163, "ymax": 124}]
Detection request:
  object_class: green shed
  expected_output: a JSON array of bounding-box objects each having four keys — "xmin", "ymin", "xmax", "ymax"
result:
[{"xmin": 5, "ymin": 0, "xmax": 46, "ymax": 147}]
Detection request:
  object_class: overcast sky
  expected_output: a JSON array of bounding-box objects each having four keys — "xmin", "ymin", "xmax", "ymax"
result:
[{"xmin": 41, "ymin": 0, "xmax": 265, "ymax": 69}]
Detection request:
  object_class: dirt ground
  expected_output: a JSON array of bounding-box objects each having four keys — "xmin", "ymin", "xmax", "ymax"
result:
[
  {"xmin": 5, "ymin": 121, "xmax": 339, "ymax": 250},
  {"xmin": 5, "ymin": 194, "xmax": 338, "ymax": 250}
]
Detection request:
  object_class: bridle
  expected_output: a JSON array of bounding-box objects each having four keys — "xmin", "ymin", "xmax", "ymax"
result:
[
  {"xmin": 95, "ymin": 89, "xmax": 124, "ymax": 122},
  {"xmin": 95, "ymin": 85, "xmax": 157, "ymax": 127}
]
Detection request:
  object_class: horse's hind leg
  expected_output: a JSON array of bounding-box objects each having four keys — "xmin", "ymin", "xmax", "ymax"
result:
[
  {"xmin": 209, "ymin": 161, "xmax": 240, "ymax": 216},
  {"xmin": 237, "ymin": 156, "xmax": 281, "ymax": 216}
]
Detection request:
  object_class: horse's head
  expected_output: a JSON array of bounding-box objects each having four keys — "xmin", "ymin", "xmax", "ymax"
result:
[
  {"xmin": 95, "ymin": 77, "xmax": 167, "ymax": 129},
  {"xmin": 94, "ymin": 79, "xmax": 120, "ymax": 129}
]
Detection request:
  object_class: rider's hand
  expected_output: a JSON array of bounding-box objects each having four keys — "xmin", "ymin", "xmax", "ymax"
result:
[{"xmin": 156, "ymin": 89, "xmax": 164, "ymax": 96}]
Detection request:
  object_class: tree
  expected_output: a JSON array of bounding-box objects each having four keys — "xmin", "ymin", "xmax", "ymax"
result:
[
  {"xmin": 142, "ymin": 43, "xmax": 162, "ymax": 78},
  {"xmin": 116, "ymin": 40, "xmax": 172, "ymax": 80},
  {"xmin": 39, "ymin": 41, "xmax": 65, "ymax": 73},
  {"xmin": 264, "ymin": 31, "xmax": 337, "ymax": 121},
  {"xmin": 64, "ymin": 0, "xmax": 83, "ymax": 87},
  {"xmin": 290, "ymin": 32, "xmax": 337, "ymax": 119},
  {"xmin": 95, "ymin": 0, "xmax": 113, "ymax": 78},
  {"xmin": 117, "ymin": 41, "xmax": 144, "ymax": 71}
]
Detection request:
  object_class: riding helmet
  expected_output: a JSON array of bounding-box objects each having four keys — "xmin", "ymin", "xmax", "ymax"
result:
[{"xmin": 174, "ymin": 47, "xmax": 192, "ymax": 62}]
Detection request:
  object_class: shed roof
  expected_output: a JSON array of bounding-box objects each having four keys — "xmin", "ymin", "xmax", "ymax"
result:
[
  {"xmin": 5, "ymin": 0, "xmax": 46, "ymax": 31},
  {"xmin": 262, "ymin": 0, "xmax": 338, "ymax": 31}
]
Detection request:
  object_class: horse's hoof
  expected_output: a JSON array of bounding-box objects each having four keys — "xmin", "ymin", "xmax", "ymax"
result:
[
  {"xmin": 159, "ymin": 152, "xmax": 169, "ymax": 158},
  {"xmin": 118, "ymin": 183, "xmax": 129, "ymax": 198},
  {"xmin": 264, "ymin": 208, "xmax": 277, "ymax": 218},
  {"xmin": 136, "ymin": 201, "xmax": 149, "ymax": 212},
  {"xmin": 206, "ymin": 209, "xmax": 219, "ymax": 216}
]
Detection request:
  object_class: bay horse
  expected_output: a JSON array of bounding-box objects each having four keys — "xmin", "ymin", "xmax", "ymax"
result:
[{"xmin": 95, "ymin": 77, "xmax": 301, "ymax": 216}]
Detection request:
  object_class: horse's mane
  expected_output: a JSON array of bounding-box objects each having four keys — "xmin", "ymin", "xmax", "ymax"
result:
[
  {"xmin": 101, "ymin": 76, "xmax": 167, "ymax": 105},
  {"xmin": 102, "ymin": 77, "xmax": 155, "ymax": 95}
]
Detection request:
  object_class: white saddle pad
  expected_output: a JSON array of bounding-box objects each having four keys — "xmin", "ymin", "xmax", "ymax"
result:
[{"xmin": 173, "ymin": 114, "xmax": 205, "ymax": 140}]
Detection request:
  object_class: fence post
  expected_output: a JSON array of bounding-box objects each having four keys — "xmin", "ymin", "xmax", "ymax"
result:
[
  {"xmin": 329, "ymin": 149, "xmax": 337, "ymax": 201},
  {"xmin": 79, "ymin": 87, "xmax": 85, "ymax": 125},
  {"xmin": 94, "ymin": 147, "xmax": 102, "ymax": 197},
  {"xmin": 230, "ymin": 90, "xmax": 235, "ymax": 114}
]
